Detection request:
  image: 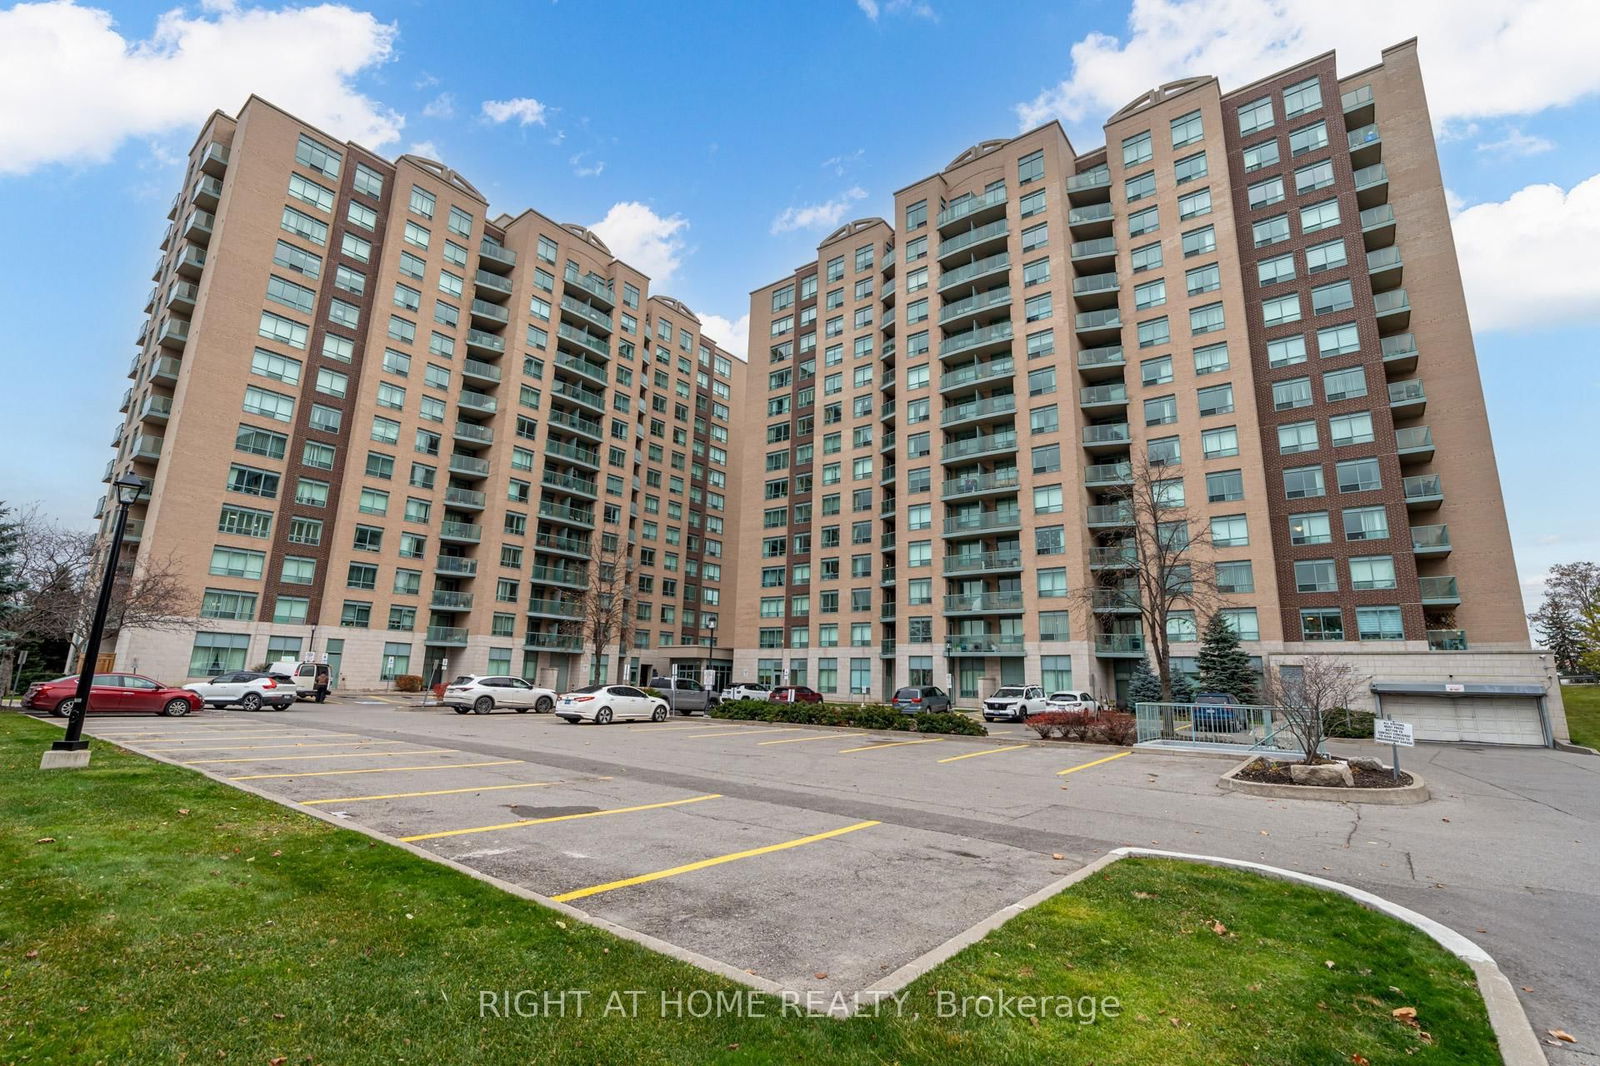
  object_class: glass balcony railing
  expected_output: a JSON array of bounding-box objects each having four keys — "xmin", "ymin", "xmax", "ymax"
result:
[
  {"xmin": 939, "ymin": 285, "xmax": 1011, "ymax": 324},
  {"xmin": 555, "ymin": 352, "xmax": 609, "ymax": 384},
  {"xmin": 1080, "ymin": 383, "xmax": 1128, "ymax": 407},
  {"xmin": 527, "ymin": 598, "xmax": 583, "ymax": 619},
  {"xmin": 534, "ymin": 532, "xmax": 591, "ymax": 555},
  {"xmin": 557, "ymin": 323, "xmax": 610, "ymax": 358},
  {"xmin": 431, "ymin": 590, "xmax": 474, "ymax": 610},
  {"xmin": 530, "ymin": 565, "xmax": 589, "ymax": 588},
  {"xmin": 523, "ymin": 632, "xmax": 584, "ymax": 652},
  {"xmin": 945, "ymin": 634, "xmax": 1026, "ymax": 655},
  {"xmin": 462, "ymin": 358, "xmax": 502, "ymax": 383},
  {"xmin": 1075, "ymin": 308, "xmax": 1122, "ymax": 332},
  {"xmin": 941, "ymin": 468, "xmax": 1021, "ymax": 498},
  {"xmin": 470, "ymin": 298, "xmax": 509, "ymax": 325},
  {"xmin": 941, "ymin": 394, "xmax": 1017, "ymax": 426},
  {"xmin": 434, "ymin": 556, "xmax": 478, "ymax": 576},
  {"xmin": 457, "ymin": 390, "xmax": 497, "ymax": 414},
  {"xmin": 1094, "ymin": 633, "xmax": 1145, "ymax": 655},
  {"xmin": 1085, "ymin": 461, "xmax": 1133, "ymax": 486},
  {"xmin": 1347, "ymin": 123, "xmax": 1381, "ymax": 151},
  {"xmin": 1342, "ymin": 85, "xmax": 1374, "ymax": 112},
  {"xmin": 424, "ymin": 626, "xmax": 469, "ymax": 645},
  {"xmin": 943, "ymin": 510, "xmax": 1023, "ymax": 535},
  {"xmin": 1066, "ymin": 166, "xmax": 1110, "ymax": 192},
  {"xmin": 1360, "ymin": 203, "xmax": 1395, "ymax": 231},
  {"xmin": 548, "ymin": 409, "xmax": 603, "ymax": 438},
  {"xmin": 542, "ymin": 471, "xmax": 598, "ymax": 497},
  {"xmin": 938, "ymin": 252, "xmax": 1010, "ymax": 292},
  {"xmin": 474, "ymin": 268, "xmax": 514, "ymax": 295},
  {"xmin": 939, "ymin": 321, "xmax": 1013, "ymax": 358},
  {"xmin": 1411, "ymin": 524, "xmax": 1451, "ymax": 552},
  {"xmin": 1089, "ymin": 545, "xmax": 1137, "ymax": 567},
  {"xmin": 941, "ymin": 431, "xmax": 1018, "ymax": 461},
  {"xmin": 465, "ymin": 328, "xmax": 505, "ymax": 354},
  {"xmin": 1403, "ymin": 474, "xmax": 1443, "ymax": 503},
  {"xmin": 944, "ymin": 591, "xmax": 1025, "ymax": 613},
  {"xmin": 562, "ymin": 268, "xmax": 615, "ymax": 307},
  {"xmin": 1353, "ymin": 162, "xmax": 1388, "ymax": 190},
  {"xmin": 1068, "ymin": 202, "xmax": 1114, "ymax": 226},
  {"xmin": 1077, "ymin": 345, "xmax": 1125, "ymax": 371},
  {"xmin": 940, "ymin": 357, "xmax": 1014, "ymax": 391},
  {"xmin": 939, "ymin": 218, "xmax": 1008, "ymax": 258},
  {"xmin": 942, "ymin": 549, "xmax": 1023, "ymax": 575},
  {"xmin": 537, "ymin": 501, "xmax": 595, "ymax": 527},
  {"xmin": 443, "ymin": 486, "xmax": 485, "ymax": 509},
  {"xmin": 1082, "ymin": 423, "xmax": 1132, "ymax": 446},
  {"xmin": 1395, "ymin": 426, "xmax": 1434, "ymax": 454},
  {"xmin": 937, "ymin": 186, "xmax": 1007, "ymax": 228},
  {"xmin": 1418, "ymin": 576, "xmax": 1460, "ymax": 603},
  {"xmin": 1087, "ymin": 504, "xmax": 1133, "ymax": 526},
  {"xmin": 454, "ymin": 421, "xmax": 493, "ymax": 444},
  {"xmin": 447, "ymin": 454, "xmax": 490, "ymax": 477},
  {"xmin": 1373, "ymin": 288, "xmax": 1410, "ymax": 316},
  {"xmin": 1388, "ymin": 379, "xmax": 1425, "ymax": 406},
  {"xmin": 1070, "ymin": 237, "xmax": 1117, "ymax": 260},
  {"xmin": 478, "ymin": 239, "xmax": 516, "ymax": 270},
  {"xmin": 559, "ymin": 294, "xmax": 613, "ymax": 331},
  {"xmin": 439, "ymin": 521, "xmax": 482, "ymax": 542}
]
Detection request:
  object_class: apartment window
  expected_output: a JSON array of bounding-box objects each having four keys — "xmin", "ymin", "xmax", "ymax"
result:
[
  {"xmin": 1305, "ymin": 238, "xmax": 1348, "ymax": 275},
  {"xmin": 1300, "ymin": 608, "xmax": 1344, "ymax": 641},
  {"xmin": 241, "ymin": 386, "xmax": 294, "ymax": 424},
  {"xmin": 1178, "ymin": 188, "xmax": 1212, "ymax": 220},
  {"xmin": 294, "ymin": 132, "xmax": 340, "ymax": 177},
  {"xmin": 1258, "ymin": 254, "xmax": 1296, "ymax": 287},
  {"xmin": 1134, "ymin": 278, "xmax": 1166, "ymax": 310},
  {"xmin": 1248, "ymin": 176, "xmax": 1286, "ymax": 209},
  {"xmin": 1202, "ymin": 426, "xmax": 1239, "ymax": 459},
  {"xmin": 1253, "ymin": 214, "xmax": 1291, "ymax": 248},
  {"xmin": 1124, "ymin": 171, "xmax": 1156, "ymax": 203},
  {"xmin": 1033, "ymin": 443, "xmax": 1061, "ymax": 474},
  {"xmin": 1181, "ymin": 225, "xmax": 1216, "ymax": 258},
  {"xmin": 217, "ymin": 504, "xmax": 272, "ymax": 538},
  {"xmin": 1148, "ymin": 437, "xmax": 1181, "ymax": 466},
  {"xmin": 1278, "ymin": 420, "xmax": 1319, "ymax": 454},
  {"xmin": 1137, "ymin": 316, "xmax": 1169, "ymax": 349},
  {"xmin": 209, "ymin": 546, "xmax": 265, "ymax": 580},
  {"xmin": 1311, "ymin": 280, "xmax": 1355, "ymax": 315},
  {"xmin": 280, "ymin": 206, "xmax": 327, "ymax": 246},
  {"xmin": 1238, "ymin": 96, "xmax": 1274, "ymax": 135},
  {"xmin": 1033, "ymin": 485, "xmax": 1064, "ymax": 514},
  {"xmin": 288, "ymin": 173, "xmax": 335, "ymax": 213},
  {"xmin": 274, "ymin": 240, "xmax": 322, "ymax": 280},
  {"xmin": 1336, "ymin": 457, "xmax": 1382, "ymax": 493},
  {"xmin": 1017, "ymin": 150, "xmax": 1045, "ymax": 185},
  {"xmin": 1023, "ymin": 258, "xmax": 1051, "ymax": 287},
  {"xmin": 1295, "ymin": 558, "xmax": 1338, "ymax": 594},
  {"xmin": 1330, "ymin": 411, "xmax": 1374, "ymax": 446},
  {"xmin": 1144, "ymin": 395, "xmax": 1177, "ymax": 426},
  {"xmin": 1268, "ymin": 335, "xmax": 1308, "ymax": 368},
  {"xmin": 1037, "ymin": 568, "xmax": 1068, "ymax": 599},
  {"xmin": 1348, "ymin": 555, "xmax": 1397, "ymax": 592},
  {"xmin": 1211, "ymin": 514, "xmax": 1249, "ymax": 547},
  {"xmin": 1289, "ymin": 511, "xmax": 1333, "ymax": 545},
  {"xmin": 1130, "ymin": 241, "xmax": 1163, "ymax": 273},
  {"xmin": 1186, "ymin": 263, "xmax": 1221, "ymax": 296},
  {"xmin": 1122, "ymin": 130, "xmax": 1153, "ymax": 166},
  {"xmin": 1128, "ymin": 206, "xmax": 1158, "ymax": 237},
  {"xmin": 1288, "ymin": 120, "xmax": 1329, "ymax": 157},
  {"xmin": 1295, "ymin": 159, "xmax": 1336, "ymax": 194},
  {"xmin": 1356, "ymin": 606, "xmax": 1405, "ymax": 641},
  {"xmin": 1020, "ymin": 189, "xmax": 1046, "ymax": 218},
  {"xmin": 345, "ymin": 203, "xmax": 376, "ymax": 233},
  {"xmin": 1273, "ymin": 376, "xmax": 1314, "ymax": 411},
  {"xmin": 1317, "ymin": 323, "xmax": 1361, "ymax": 358},
  {"xmin": 287, "ymin": 517, "xmax": 322, "ymax": 546},
  {"xmin": 1193, "ymin": 341, "xmax": 1229, "ymax": 375},
  {"xmin": 1174, "ymin": 151, "xmax": 1208, "ymax": 184},
  {"xmin": 1284, "ymin": 464, "xmax": 1326, "ymax": 500},
  {"xmin": 1283, "ymin": 76, "xmax": 1323, "ymax": 117},
  {"xmin": 295, "ymin": 477, "xmax": 329, "ymax": 507},
  {"xmin": 1323, "ymin": 366, "xmax": 1367, "ymax": 402},
  {"xmin": 1300, "ymin": 198, "xmax": 1340, "ymax": 234},
  {"xmin": 234, "ymin": 425, "xmax": 286, "ymax": 460},
  {"xmin": 1189, "ymin": 301, "xmax": 1224, "ymax": 334},
  {"xmin": 1171, "ymin": 109, "xmax": 1203, "ymax": 147},
  {"xmin": 1344, "ymin": 505, "xmax": 1389, "ymax": 541},
  {"xmin": 278, "ymin": 554, "xmax": 316, "ymax": 586},
  {"xmin": 1206, "ymin": 468, "xmax": 1244, "ymax": 501},
  {"xmin": 1024, "ymin": 294, "xmax": 1052, "ymax": 322},
  {"xmin": 1021, "ymin": 222, "xmax": 1049, "ymax": 252},
  {"xmin": 1197, "ymin": 382, "xmax": 1234, "ymax": 416},
  {"xmin": 1027, "ymin": 329, "xmax": 1055, "ymax": 360},
  {"xmin": 1242, "ymin": 139, "xmax": 1280, "ymax": 172}
]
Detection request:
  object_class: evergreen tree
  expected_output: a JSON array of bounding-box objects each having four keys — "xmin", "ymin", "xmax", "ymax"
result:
[
  {"xmin": 1128, "ymin": 659, "xmax": 1163, "ymax": 704},
  {"xmin": 1169, "ymin": 672, "xmax": 1195, "ymax": 703},
  {"xmin": 1194, "ymin": 612, "xmax": 1257, "ymax": 703},
  {"xmin": 1531, "ymin": 593, "xmax": 1589, "ymax": 676}
]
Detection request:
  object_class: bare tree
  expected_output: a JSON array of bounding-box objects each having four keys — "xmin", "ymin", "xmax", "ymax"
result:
[
  {"xmin": 0, "ymin": 506, "xmax": 198, "ymax": 693},
  {"xmin": 564, "ymin": 540, "xmax": 632, "ymax": 685},
  {"xmin": 1077, "ymin": 451, "xmax": 1220, "ymax": 711},
  {"xmin": 1260, "ymin": 657, "xmax": 1367, "ymax": 765}
]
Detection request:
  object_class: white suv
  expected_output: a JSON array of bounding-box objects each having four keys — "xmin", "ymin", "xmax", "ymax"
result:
[
  {"xmin": 443, "ymin": 675, "xmax": 559, "ymax": 715},
  {"xmin": 1047, "ymin": 690, "xmax": 1099, "ymax": 712},
  {"xmin": 982, "ymin": 685, "xmax": 1049, "ymax": 722},
  {"xmin": 185, "ymin": 671, "xmax": 298, "ymax": 711}
]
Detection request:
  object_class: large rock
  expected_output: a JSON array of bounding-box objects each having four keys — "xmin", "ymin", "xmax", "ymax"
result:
[
  {"xmin": 1290, "ymin": 761, "xmax": 1354, "ymax": 787},
  {"xmin": 1347, "ymin": 757, "xmax": 1388, "ymax": 772}
]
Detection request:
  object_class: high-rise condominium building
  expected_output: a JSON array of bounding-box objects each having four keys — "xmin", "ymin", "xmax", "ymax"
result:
[
  {"xmin": 103, "ymin": 97, "xmax": 744, "ymax": 691},
  {"xmin": 732, "ymin": 40, "xmax": 1565, "ymax": 743}
]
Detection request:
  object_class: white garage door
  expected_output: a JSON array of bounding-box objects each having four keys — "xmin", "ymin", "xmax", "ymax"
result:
[{"xmin": 1382, "ymin": 695, "xmax": 1545, "ymax": 745}]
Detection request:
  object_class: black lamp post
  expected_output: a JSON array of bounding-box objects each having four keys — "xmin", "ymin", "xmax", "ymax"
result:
[
  {"xmin": 703, "ymin": 617, "xmax": 717, "ymax": 691},
  {"xmin": 51, "ymin": 473, "xmax": 144, "ymax": 756}
]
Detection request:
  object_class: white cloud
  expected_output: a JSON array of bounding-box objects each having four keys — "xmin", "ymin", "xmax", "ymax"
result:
[
  {"xmin": 1016, "ymin": 0, "xmax": 1600, "ymax": 133},
  {"xmin": 421, "ymin": 92, "xmax": 455, "ymax": 119},
  {"xmin": 857, "ymin": 0, "xmax": 936, "ymax": 20},
  {"xmin": 569, "ymin": 151, "xmax": 604, "ymax": 178},
  {"xmin": 855, "ymin": 0, "xmax": 879, "ymax": 17},
  {"xmin": 770, "ymin": 186, "xmax": 868, "ymax": 234},
  {"xmin": 1443, "ymin": 188, "xmax": 1468, "ymax": 218},
  {"xmin": 1453, "ymin": 173, "xmax": 1600, "ymax": 331},
  {"xmin": 821, "ymin": 148, "xmax": 864, "ymax": 177},
  {"xmin": 408, "ymin": 140, "xmax": 441, "ymax": 160},
  {"xmin": 1475, "ymin": 127, "xmax": 1554, "ymax": 157},
  {"xmin": 698, "ymin": 313, "xmax": 750, "ymax": 361},
  {"xmin": 588, "ymin": 202, "xmax": 689, "ymax": 283},
  {"xmin": 0, "ymin": 0, "xmax": 401, "ymax": 176},
  {"xmin": 481, "ymin": 96, "xmax": 547, "ymax": 126}
]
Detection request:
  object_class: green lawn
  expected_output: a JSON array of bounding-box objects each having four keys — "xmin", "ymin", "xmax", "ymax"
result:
[
  {"xmin": 1562, "ymin": 684, "xmax": 1600, "ymax": 749},
  {"xmin": 0, "ymin": 713, "xmax": 1497, "ymax": 1065}
]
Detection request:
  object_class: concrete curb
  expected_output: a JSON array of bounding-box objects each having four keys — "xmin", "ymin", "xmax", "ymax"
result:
[
  {"xmin": 1553, "ymin": 739, "xmax": 1599, "ymax": 756},
  {"xmin": 1219, "ymin": 756, "xmax": 1431, "ymax": 805}
]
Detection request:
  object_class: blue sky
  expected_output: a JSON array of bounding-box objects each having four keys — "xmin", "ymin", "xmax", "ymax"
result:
[{"xmin": 1, "ymin": 0, "xmax": 1596, "ymax": 611}]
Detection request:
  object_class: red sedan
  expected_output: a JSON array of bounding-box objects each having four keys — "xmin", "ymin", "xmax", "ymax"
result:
[
  {"xmin": 23, "ymin": 673, "xmax": 204, "ymax": 718},
  {"xmin": 769, "ymin": 685, "xmax": 824, "ymax": 704}
]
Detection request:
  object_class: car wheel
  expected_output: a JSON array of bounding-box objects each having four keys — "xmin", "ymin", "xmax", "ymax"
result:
[
  {"xmin": 50, "ymin": 698, "xmax": 78, "ymax": 719},
  {"xmin": 240, "ymin": 693, "xmax": 263, "ymax": 712},
  {"xmin": 473, "ymin": 695, "xmax": 494, "ymax": 715},
  {"xmin": 595, "ymin": 707, "xmax": 613, "ymax": 725},
  {"xmin": 452, "ymin": 706, "xmax": 470, "ymax": 715},
  {"xmin": 161, "ymin": 698, "xmax": 192, "ymax": 717},
  {"xmin": 651, "ymin": 704, "xmax": 668, "ymax": 722},
  {"xmin": 535, "ymin": 695, "xmax": 554, "ymax": 712}
]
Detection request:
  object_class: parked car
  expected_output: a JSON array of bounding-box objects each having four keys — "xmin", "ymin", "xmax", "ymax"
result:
[
  {"xmin": 265, "ymin": 659, "xmax": 325, "ymax": 700},
  {"xmin": 769, "ymin": 685, "xmax": 823, "ymax": 704},
  {"xmin": 1190, "ymin": 691, "xmax": 1249, "ymax": 733},
  {"xmin": 184, "ymin": 671, "xmax": 297, "ymax": 711},
  {"xmin": 1046, "ymin": 690, "xmax": 1099, "ymax": 712},
  {"xmin": 721, "ymin": 682, "xmax": 771, "ymax": 702},
  {"xmin": 555, "ymin": 684, "xmax": 670, "ymax": 724},
  {"xmin": 647, "ymin": 676, "xmax": 720, "ymax": 715},
  {"xmin": 981, "ymin": 685, "xmax": 1049, "ymax": 722},
  {"xmin": 23, "ymin": 673, "xmax": 203, "ymax": 718},
  {"xmin": 891, "ymin": 685, "xmax": 952, "ymax": 714},
  {"xmin": 443, "ymin": 675, "xmax": 559, "ymax": 715}
]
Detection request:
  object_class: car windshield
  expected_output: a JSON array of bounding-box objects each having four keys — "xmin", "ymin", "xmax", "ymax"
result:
[
  {"xmin": 569, "ymin": 685, "xmax": 605, "ymax": 694},
  {"xmin": 993, "ymin": 687, "xmax": 1026, "ymax": 698}
]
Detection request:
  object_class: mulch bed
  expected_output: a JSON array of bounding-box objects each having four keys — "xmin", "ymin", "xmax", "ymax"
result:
[{"xmin": 1236, "ymin": 757, "xmax": 1415, "ymax": 789}]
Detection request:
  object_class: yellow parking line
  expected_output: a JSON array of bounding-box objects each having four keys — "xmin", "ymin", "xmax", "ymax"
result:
[
  {"xmin": 99, "ymin": 732, "xmax": 361, "ymax": 741},
  {"xmin": 627, "ymin": 722, "xmax": 742, "ymax": 732},
  {"xmin": 838, "ymin": 738, "xmax": 943, "ymax": 754},
  {"xmin": 231, "ymin": 759, "xmax": 521, "ymax": 780},
  {"xmin": 185, "ymin": 748, "xmax": 454, "ymax": 765},
  {"xmin": 936, "ymin": 744, "xmax": 1030, "ymax": 764},
  {"xmin": 400, "ymin": 794, "xmax": 721, "ymax": 843},
  {"xmin": 1056, "ymin": 750, "xmax": 1133, "ymax": 776},
  {"xmin": 682, "ymin": 727, "xmax": 799, "ymax": 739},
  {"xmin": 143, "ymin": 739, "xmax": 409, "ymax": 753},
  {"xmin": 550, "ymin": 820, "xmax": 880, "ymax": 903},
  {"xmin": 756, "ymin": 734, "xmax": 838, "ymax": 746},
  {"xmin": 301, "ymin": 778, "xmax": 612, "ymax": 806}
]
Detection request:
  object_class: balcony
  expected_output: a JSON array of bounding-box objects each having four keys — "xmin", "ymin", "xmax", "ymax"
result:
[
  {"xmin": 1072, "ymin": 271, "xmax": 1120, "ymax": 310},
  {"xmin": 538, "ymin": 501, "xmax": 595, "ymax": 528},
  {"xmin": 529, "ymin": 565, "xmax": 589, "ymax": 590},
  {"xmin": 941, "ymin": 393, "xmax": 1017, "ymax": 429},
  {"xmin": 1074, "ymin": 307, "xmax": 1122, "ymax": 344},
  {"xmin": 457, "ymin": 389, "xmax": 497, "ymax": 415},
  {"xmin": 939, "ymin": 286, "xmax": 1012, "ymax": 329},
  {"xmin": 937, "ymin": 186, "xmax": 1007, "ymax": 231},
  {"xmin": 542, "ymin": 471, "xmax": 598, "ymax": 498},
  {"xmin": 1395, "ymin": 425, "xmax": 1434, "ymax": 462},
  {"xmin": 478, "ymin": 238, "xmax": 516, "ymax": 272},
  {"xmin": 1067, "ymin": 201, "xmax": 1115, "ymax": 236},
  {"xmin": 1367, "ymin": 246, "xmax": 1403, "ymax": 289},
  {"xmin": 175, "ymin": 246, "xmax": 207, "ymax": 280},
  {"xmin": 1412, "ymin": 524, "xmax": 1451, "ymax": 557},
  {"xmin": 1089, "ymin": 545, "xmax": 1137, "ymax": 569},
  {"xmin": 552, "ymin": 382, "xmax": 606, "ymax": 414},
  {"xmin": 199, "ymin": 141, "xmax": 230, "ymax": 177},
  {"xmin": 1427, "ymin": 629, "xmax": 1468, "ymax": 652},
  {"xmin": 523, "ymin": 632, "xmax": 584, "ymax": 653},
  {"xmin": 444, "ymin": 486, "xmax": 486, "ymax": 510},
  {"xmin": 119, "ymin": 387, "xmax": 132, "ymax": 413},
  {"xmin": 1082, "ymin": 422, "xmax": 1131, "ymax": 452},
  {"xmin": 439, "ymin": 520, "xmax": 482, "ymax": 544},
  {"xmin": 939, "ymin": 357, "xmax": 1014, "ymax": 394},
  {"xmin": 534, "ymin": 532, "xmax": 591, "ymax": 558},
  {"xmin": 469, "ymin": 298, "xmax": 509, "ymax": 329},
  {"xmin": 424, "ymin": 626, "xmax": 469, "ymax": 646},
  {"xmin": 474, "ymin": 268, "xmax": 514, "ymax": 301},
  {"xmin": 1347, "ymin": 122, "xmax": 1382, "ymax": 167},
  {"xmin": 557, "ymin": 323, "xmax": 610, "ymax": 359},
  {"xmin": 1353, "ymin": 162, "xmax": 1389, "ymax": 209},
  {"xmin": 939, "ymin": 321, "xmax": 1013, "ymax": 360},
  {"xmin": 880, "ymin": 639, "xmax": 896, "ymax": 658},
  {"xmin": 151, "ymin": 355, "xmax": 181, "ymax": 384},
  {"xmin": 155, "ymin": 318, "xmax": 192, "ymax": 351},
  {"xmin": 448, "ymin": 453, "xmax": 491, "ymax": 479},
  {"xmin": 453, "ymin": 421, "xmax": 493, "ymax": 445},
  {"xmin": 431, "ymin": 589, "xmax": 475, "ymax": 611},
  {"xmin": 938, "ymin": 219, "xmax": 1009, "ymax": 263},
  {"xmin": 545, "ymin": 440, "xmax": 600, "ymax": 469},
  {"xmin": 192, "ymin": 174, "xmax": 223, "ymax": 209},
  {"xmin": 559, "ymin": 294, "xmax": 613, "ymax": 333},
  {"xmin": 1070, "ymin": 236, "xmax": 1117, "ymax": 270},
  {"xmin": 1373, "ymin": 288, "xmax": 1411, "ymax": 330},
  {"xmin": 138, "ymin": 394, "xmax": 172, "ymax": 423},
  {"xmin": 1094, "ymin": 633, "xmax": 1146, "ymax": 657},
  {"xmin": 1066, "ymin": 165, "xmax": 1111, "ymax": 202},
  {"xmin": 1360, "ymin": 203, "xmax": 1395, "ymax": 250},
  {"xmin": 122, "ymin": 519, "xmax": 145, "ymax": 544},
  {"xmin": 130, "ymin": 433, "xmax": 164, "ymax": 463},
  {"xmin": 942, "ymin": 429, "xmax": 1018, "ymax": 462},
  {"xmin": 944, "ymin": 590, "xmax": 1025, "ymax": 616},
  {"xmin": 1388, "ymin": 378, "xmax": 1426, "ymax": 416},
  {"xmin": 938, "ymin": 251, "xmax": 1010, "ymax": 294},
  {"xmin": 182, "ymin": 209, "xmax": 214, "ymax": 246},
  {"xmin": 453, "ymin": 360, "xmax": 501, "ymax": 390},
  {"xmin": 1086, "ymin": 503, "xmax": 1133, "ymax": 528},
  {"xmin": 563, "ymin": 268, "xmax": 615, "ymax": 309},
  {"xmin": 1342, "ymin": 84, "xmax": 1375, "ymax": 126},
  {"xmin": 555, "ymin": 351, "xmax": 609, "ymax": 385},
  {"xmin": 1077, "ymin": 345, "xmax": 1125, "ymax": 381},
  {"xmin": 943, "ymin": 549, "xmax": 1023, "ymax": 576},
  {"xmin": 1419, "ymin": 575, "xmax": 1461, "ymax": 606},
  {"xmin": 942, "ymin": 467, "xmax": 1020, "ymax": 501},
  {"xmin": 945, "ymin": 634, "xmax": 1025, "ymax": 657},
  {"xmin": 527, "ymin": 597, "xmax": 583, "ymax": 621},
  {"xmin": 1085, "ymin": 461, "xmax": 1133, "ymax": 488},
  {"xmin": 1092, "ymin": 587, "xmax": 1142, "ymax": 613},
  {"xmin": 166, "ymin": 280, "xmax": 199, "ymax": 313},
  {"xmin": 1403, "ymin": 474, "xmax": 1443, "ymax": 510},
  {"xmin": 434, "ymin": 556, "xmax": 478, "ymax": 577},
  {"xmin": 548, "ymin": 408, "xmax": 604, "ymax": 440},
  {"xmin": 1080, "ymin": 382, "xmax": 1129, "ymax": 412},
  {"xmin": 1381, "ymin": 333, "xmax": 1419, "ymax": 373},
  {"xmin": 465, "ymin": 328, "xmax": 505, "ymax": 357},
  {"xmin": 944, "ymin": 509, "xmax": 1023, "ymax": 536},
  {"xmin": 880, "ymin": 567, "xmax": 896, "ymax": 586}
]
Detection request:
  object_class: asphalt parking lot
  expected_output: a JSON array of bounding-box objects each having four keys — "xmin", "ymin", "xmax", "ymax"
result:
[{"xmin": 75, "ymin": 702, "xmax": 1600, "ymax": 1060}]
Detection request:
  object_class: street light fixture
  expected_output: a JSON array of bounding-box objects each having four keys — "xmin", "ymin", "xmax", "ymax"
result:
[
  {"xmin": 43, "ymin": 472, "xmax": 144, "ymax": 768},
  {"xmin": 704, "ymin": 617, "xmax": 717, "ymax": 693}
]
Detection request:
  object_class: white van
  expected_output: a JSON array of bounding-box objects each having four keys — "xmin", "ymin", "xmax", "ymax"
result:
[{"xmin": 265, "ymin": 660, "xmax": 323, "ymax": 700}]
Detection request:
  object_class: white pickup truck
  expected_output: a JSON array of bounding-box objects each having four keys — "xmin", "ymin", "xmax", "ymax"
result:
[{"xmin": 981, "ymin": 684, "xmax": 1050, "ymax": 722}]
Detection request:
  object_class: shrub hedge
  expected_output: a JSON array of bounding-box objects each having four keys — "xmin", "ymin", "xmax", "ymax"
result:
[
  {"xmin": 709, "ymin": 699, "xmax": 987, "ymax": 735},
  {"xmin": 393, "ymin": 674, "xmax": 425, "ymax": 693},
  {"xmin": 1323, "ymin": 708, "xmax": 1377, "ymax": 739},
  {"xmin": 1023, "ymin": 710, "xmax": 1136, "ymax": 746}
]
